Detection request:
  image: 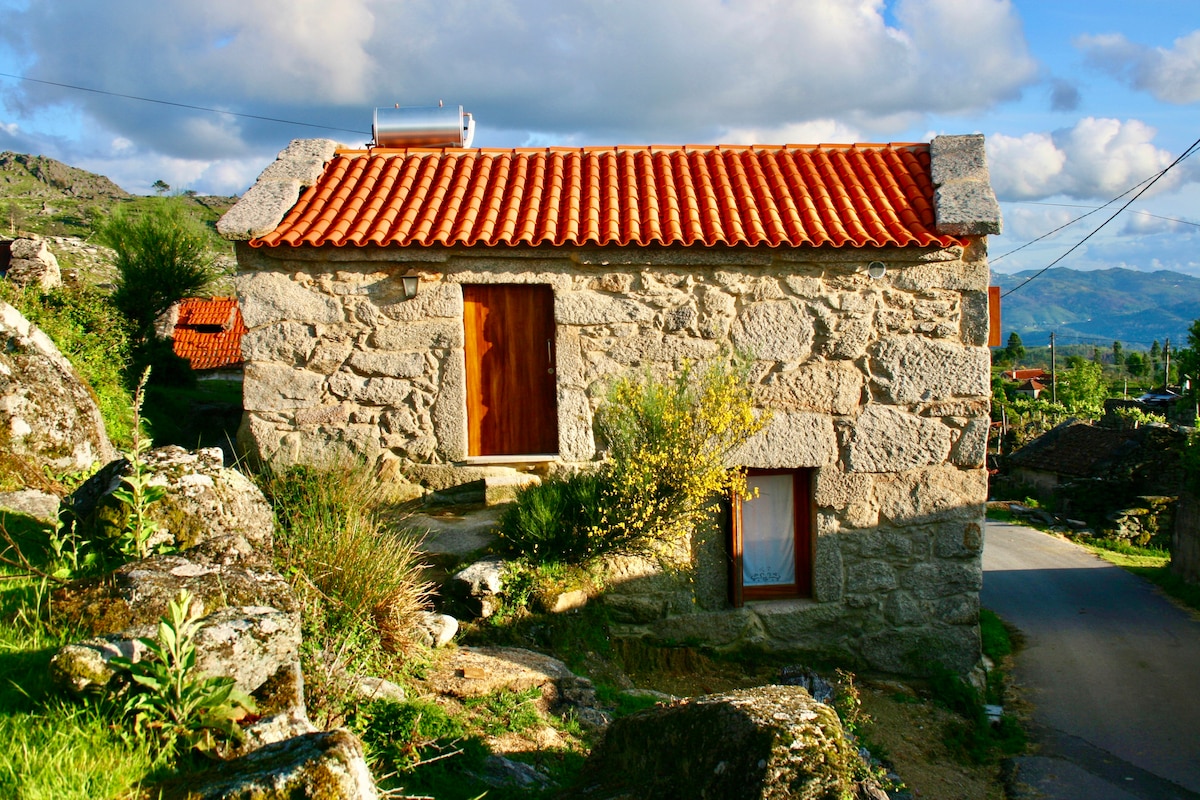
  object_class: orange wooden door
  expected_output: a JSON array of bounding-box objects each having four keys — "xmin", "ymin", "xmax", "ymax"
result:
[{"xmin": 463, "ymin": 285, "xmax": 559, "ymax": 456}]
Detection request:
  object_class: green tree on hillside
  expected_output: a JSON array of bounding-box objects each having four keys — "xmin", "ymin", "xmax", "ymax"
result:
[
  {"xmin": 98, "ymin": 201, "xmax": 215, "ymax": 341},
  {"xmin": 1126, "ymin": 352, "xmax": 1149, "ymax": 378},
  {"xmin": 1112, "ymin": 341, "xmax": 1124, "ymax": 369},
  {"xmin": 1058, "ymin": 356, "xmax": 1107, "ymax": 417},
  {"xmin": 1004, "ymin": 332, "xmax": 1025, "ymax": 365}
]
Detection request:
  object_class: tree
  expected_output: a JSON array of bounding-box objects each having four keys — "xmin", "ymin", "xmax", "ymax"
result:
[
  {"xmin": 1004, "ymin": 332, "xmax": 1025, "ymax": 364},
  {"xmin": 98, "ymin": 201, "xmax": 215, "ymax": 340},
  {"xmin": 152, "ymin": 179, "xmax": 171, "ymax": 195},
  {"xmin": 1112, "ymin": 341, "xmax": 1124, "ymax": 370},
  {"xmin": 1058, "ymin": 356, "xmax": 1107, "ymax": 417},
  {"xmin": 1126, "ymin": 352, "xmax": 1148, "ymax": 378}
]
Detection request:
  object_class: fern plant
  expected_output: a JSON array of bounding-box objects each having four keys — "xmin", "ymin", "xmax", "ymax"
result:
[{"xmin": 109, "ymin": 590, "xmax": 254, "ymax": 755}]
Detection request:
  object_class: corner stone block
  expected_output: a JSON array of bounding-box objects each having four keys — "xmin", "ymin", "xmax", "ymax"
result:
[
  {"xmin": 874, "ymin": 465, "xmax": 987, "ymax": 524},
  {"xmin": 235, "ymin": 272, "xmax": 343, "ymax": 328},
  {"xmin": 869, "ymin": 337, "xmax": 990, "ymax": 404}
]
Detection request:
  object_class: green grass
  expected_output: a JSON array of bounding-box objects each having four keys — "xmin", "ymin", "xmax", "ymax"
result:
[
  {"xmin": 1077, "ymin": 539, "xmax": 1200, "ymax": 612},
  {"xmin": 0, "ymin": 511, "xmax": 161, "ymax": 798}
]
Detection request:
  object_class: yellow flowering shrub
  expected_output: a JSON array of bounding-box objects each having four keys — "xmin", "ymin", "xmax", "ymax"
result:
[
  {"xmin": 590, "ymin": 356, "xmax": 767, "ymax": 563},
  {"xmin": 497, "ymin": 357, "xmax": 765, "ymax": 568}
]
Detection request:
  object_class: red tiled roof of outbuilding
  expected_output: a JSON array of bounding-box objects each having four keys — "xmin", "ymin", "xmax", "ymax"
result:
[
  {"xmin": 250, "ymin": 143, "xmax": 967, "ymax": 250},
  {"xmin": 171, "ymin": 297, "xmax": 247, "ymax": 371}
]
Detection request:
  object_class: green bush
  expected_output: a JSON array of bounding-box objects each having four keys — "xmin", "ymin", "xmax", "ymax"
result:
[
  {"xmin": 98, "ymin": 201, "xmax": 215, "ymax": 340},
  {"xmin": 499, "ymin": 357, "xmax": 765, "ymax": 569},
  {"xmin": 495, "ymin": 472, "xmax": 605, "ymax": 564},
  {"xmin": 593, "ymin": 357, "xmax": 765, "ymax": 561}
]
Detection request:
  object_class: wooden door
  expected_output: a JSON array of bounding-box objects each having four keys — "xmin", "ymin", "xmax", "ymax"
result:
[{"xmin": 463, "ymin": 285, "xmax": 559, "ymax": 456}]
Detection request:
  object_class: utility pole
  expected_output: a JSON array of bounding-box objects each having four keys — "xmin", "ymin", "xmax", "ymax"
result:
[
  {"xmin": 1050, "ymin": 332, "xmax": 1057, "ymax": 405},
  {"xmin": 1165, "ymin": 338, "xmax": 1171, "ymax": 391}
]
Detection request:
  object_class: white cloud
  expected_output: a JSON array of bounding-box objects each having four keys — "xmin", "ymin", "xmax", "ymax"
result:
[
  {"xmin": 1, "ymin": 0, "xmax": 1039, "ymax": 164},
  {"xmin": 987, "ymin": 117, "xmax": 1177, "ymax": 201},
  {"xmin": 1078, "ymin": 30, "xmax": 1200, "ymax": 104}
]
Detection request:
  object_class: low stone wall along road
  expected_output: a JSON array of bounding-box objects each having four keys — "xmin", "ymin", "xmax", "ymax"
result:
[{"xmin": 983, "ymin": 521, "xmax": 1200, "ymax": 800}]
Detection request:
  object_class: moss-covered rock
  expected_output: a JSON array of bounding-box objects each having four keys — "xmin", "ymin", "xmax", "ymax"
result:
[{"xmin": 576, "ymin": 685, "xmax": 860, "ymax": 800}]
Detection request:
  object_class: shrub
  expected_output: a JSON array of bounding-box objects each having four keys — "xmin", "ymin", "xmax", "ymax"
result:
[
  {"xmin": 590, "ymin": 356, "xmax": 766, "ymax": 562},
  {"xmin": 0, "ymin": 281, "xmax": 134, "ymax": 447},
  {"xmin": 495, "ymin": 472, "xmax": 606, "ymax": 564},
  {"xmin": 259, "ymin": 463, "xmax": 433, "ymax": 655},
  {"xmin": 97, "ymin": 201, "xmax": 215, "ymax": 340},
  {"xmin": 497, "ymin": 357, "xmax": 765, "ymax": 569}
]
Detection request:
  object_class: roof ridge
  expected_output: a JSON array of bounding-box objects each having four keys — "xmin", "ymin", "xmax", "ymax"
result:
[{"xmin": 332, "ymin": 142, "xmax": 931, "ymax": 157}]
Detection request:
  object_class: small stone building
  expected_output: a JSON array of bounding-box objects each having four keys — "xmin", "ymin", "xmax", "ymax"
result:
[{"xmin": 219, "ymin": 135, "xmax": 1000, "ymax": 674}]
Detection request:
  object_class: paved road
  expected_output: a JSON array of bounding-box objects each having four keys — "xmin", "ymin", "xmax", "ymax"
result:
[{"xmin": 982, "ymin": 521, "xmax": 1200, "ymax": 800}]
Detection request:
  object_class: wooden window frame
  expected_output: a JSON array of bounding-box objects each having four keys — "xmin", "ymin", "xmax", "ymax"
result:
[{"xmin": 730, "ymin": 468, "xmax": 814, "ymax": 605}]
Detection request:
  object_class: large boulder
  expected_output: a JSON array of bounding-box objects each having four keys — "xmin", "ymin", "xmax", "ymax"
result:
[
  {"xmin": 51, "ymin": 534, "xmax": 303, "ymax": 715},
  {"xmin": 6, "ymin": 236, "xmax": 61, "ymax": 290},
  {"xmin": 576, "ymin": 685, "xmax": 862, "ymax": 800},
  {"xmin": 66, "ymin": 445, "xmax": 274, "ymax": 552},
  {"xmin": 0, "ymin": 300, "xmax": 114, "ymax": 475},
  {"xmin": 156, "ymin": 729, "xmax": 377, "ymax": 800}
]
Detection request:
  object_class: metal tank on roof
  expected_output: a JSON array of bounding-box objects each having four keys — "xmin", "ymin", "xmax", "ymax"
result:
[{"xmin": 372, "ymin": 104, "xmax": 475, "ymax": 149}]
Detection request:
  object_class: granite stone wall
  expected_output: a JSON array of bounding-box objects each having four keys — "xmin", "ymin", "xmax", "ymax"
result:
[{"xmin": 234, "ymin": 238, "xmax": 991, "ymax": 674}]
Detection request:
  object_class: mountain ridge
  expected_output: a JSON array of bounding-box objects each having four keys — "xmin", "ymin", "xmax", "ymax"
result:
[{"xmin": 993, "ymin": 267, "xmax": 1200, "ymax": 348}]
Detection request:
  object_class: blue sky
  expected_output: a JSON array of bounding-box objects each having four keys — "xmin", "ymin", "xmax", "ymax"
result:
[{"xmin": 0, "ymin": 0, "xmax": 1196, "ymax": 278}]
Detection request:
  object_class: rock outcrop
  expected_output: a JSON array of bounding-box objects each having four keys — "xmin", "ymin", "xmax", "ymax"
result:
[
  {"xmin": 66, "ymin": 446, "xmax": 274, "ymax": 552},
  {"xmin": 159, "ymin": 729, "xmax": 377, "ymax": 800},
  {"xmin": 5, "ymin": 236, "xmax": 61, "ymax": 289},
  {"xmin": 0, "ymin": 300, "xmax": 114, "ymax": 474},
  {"xmin": 577, "ymin": 685, "xmax": 862, "ymax": 800}
]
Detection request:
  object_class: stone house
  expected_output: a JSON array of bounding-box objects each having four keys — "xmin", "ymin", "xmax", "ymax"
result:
[{"xmin": 219, "ymin": 134, "xmax": 1000, "ymax": 674}]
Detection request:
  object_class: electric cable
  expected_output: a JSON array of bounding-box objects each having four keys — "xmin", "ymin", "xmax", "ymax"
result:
[
  {"xmin": 1000, "ymin": 135, "xmax": 1200, "ymax": 298},
  {"xmin": 0, "ymin": 71, "xmax": 370, "ymax": 137}
]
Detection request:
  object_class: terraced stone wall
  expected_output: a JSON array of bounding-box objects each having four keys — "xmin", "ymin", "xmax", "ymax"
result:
[{"xmin": 234, "ymin": 238, "xmax": 991, "ymax": 674}]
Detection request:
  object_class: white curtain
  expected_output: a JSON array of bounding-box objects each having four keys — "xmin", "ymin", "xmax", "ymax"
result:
[{"xmin": 742, "ymin": 473, "xmax": 795, "ymax": 587}]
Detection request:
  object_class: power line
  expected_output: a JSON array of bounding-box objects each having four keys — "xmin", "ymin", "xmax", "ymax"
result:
[
  {"xmin": 0, "ymin": 71, "xmax": 370, "ymax": 137},
  {"xmin": 1011, "ymin": 201, "xmax": 1200, "ymax": 230},
  {"xmin": 1000, "ymin": 135, "xmax": 1200, "ymax": 299}
]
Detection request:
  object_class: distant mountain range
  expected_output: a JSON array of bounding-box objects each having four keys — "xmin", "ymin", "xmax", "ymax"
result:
[{"xmin": 992, "ymin": 267, "xmax": 1200, "ymax": 350}]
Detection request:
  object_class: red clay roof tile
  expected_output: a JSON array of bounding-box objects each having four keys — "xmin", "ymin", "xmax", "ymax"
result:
[
  {"xmin": 250, "ymin": 143, "xmax": 966, "ymax": 250},
  {"xmin": 171, "ymin": 297, "xmax": 247, "ymax": 371}
]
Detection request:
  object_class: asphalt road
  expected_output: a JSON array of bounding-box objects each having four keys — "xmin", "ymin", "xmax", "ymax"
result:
[{"xmin": 982, "ymin": 521, "xmax": 1200, "ymax": 800}]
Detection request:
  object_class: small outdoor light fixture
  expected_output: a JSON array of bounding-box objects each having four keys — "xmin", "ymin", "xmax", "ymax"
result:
[
  {"xmin": 867, "ymin": 261, "xmax": 887, "ymax": 279},
  {"xmin": 400, "ymin": 270, "xmax": 421, "ymax": 300}
]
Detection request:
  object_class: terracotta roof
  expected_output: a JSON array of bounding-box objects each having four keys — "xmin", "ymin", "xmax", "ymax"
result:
[
  {"xmin": 171, "ymin": 297, "xmax": 247, "ymax": 371},
  {"xmin": 250, "ymin": 143, "xmax": 968, "ymax": 250},
  {"xmin": 1003, "ymin": 368, "xmax": 1047, "ymax": 381}
]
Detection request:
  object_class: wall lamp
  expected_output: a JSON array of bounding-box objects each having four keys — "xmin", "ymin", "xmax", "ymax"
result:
[{"xmin": 400, "ymin": 270, "xmax": 421, "ymax": 300}]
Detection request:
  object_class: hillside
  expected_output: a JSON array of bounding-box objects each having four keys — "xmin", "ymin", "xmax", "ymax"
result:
[
  {"xmin": 993, "ymin": 267, "xmax": 1200, "ymax": 349},
  {"xmin": 0, "ymin": 151, "xmax": 236, "ymax": 243}
]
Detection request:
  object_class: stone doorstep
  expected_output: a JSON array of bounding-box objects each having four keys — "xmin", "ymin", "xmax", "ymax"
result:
[{"xmin": 427, "ymin": 472, "xmax": 542, "ymax": 507}]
